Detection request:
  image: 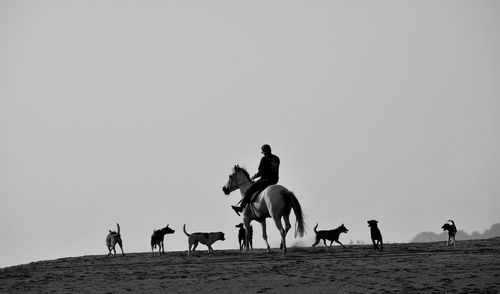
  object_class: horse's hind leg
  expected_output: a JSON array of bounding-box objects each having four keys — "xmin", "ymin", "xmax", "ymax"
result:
[
  {"xmin": 273, "ymin": 216, "xmax": 287, "ymax": 254},
  {"xmin": 283, "ymin": 213, "xmax": 292, "ymax": 236}
]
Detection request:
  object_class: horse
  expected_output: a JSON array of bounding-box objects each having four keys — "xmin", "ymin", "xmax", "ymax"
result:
[{"xmin": 222, "ymin": 165, "xmax": 305, "ymax": 254}]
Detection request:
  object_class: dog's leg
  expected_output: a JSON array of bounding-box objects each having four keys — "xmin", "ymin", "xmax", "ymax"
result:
[
  {"xmin": 336, "ymin": 240, "xmax": 346, "ymax": 248},
  {"xmin": 312, "ymin": 237, "xmax": 320, "ymax": 247},
  {"xmin": 192, "ymin": 241, "xmax": 198, "ymax": 253},
  {"xmin": 117, "ymin": 240, "xmax": 124, "ymax": 256},
  {"xmin": 207, "ymin": 245, "xmax": 213, "ymax": 255}
]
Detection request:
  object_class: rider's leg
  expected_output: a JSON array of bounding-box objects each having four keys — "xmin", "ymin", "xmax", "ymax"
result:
[{"xmin": 232, "ymin": 182, "xmax": 260, "ymax": 214}]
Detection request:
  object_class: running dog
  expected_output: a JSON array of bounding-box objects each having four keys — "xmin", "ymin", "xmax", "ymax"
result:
[
  {"xmin": 442, "ymin": 220, "xmax": 457, "ymax": 246},
  {"xmin": 183, "ymin": 224, "xmax": 225, "ymax": 255},
  {"xmin": 105, "ymin": 223, "xmax": 124, "ymax": 256},
  {"xmin": 367, "ymin": 220, "xmax": 383, "ymax": 251},
  {"xmin": 312, "ymin": 223, "xmax": 349, "ymax": 248},
  {"xmin": 151, "ymin": 225, "xmax": 175, "ymax": 256}
]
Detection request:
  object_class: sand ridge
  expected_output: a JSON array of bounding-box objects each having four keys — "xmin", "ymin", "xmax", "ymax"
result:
[{"xmin": 1, "ymin": 238, "xmax": 499, "ymax": 293}]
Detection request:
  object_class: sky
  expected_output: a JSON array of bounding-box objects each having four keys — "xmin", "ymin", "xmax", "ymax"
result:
[{"xmin": 1, "ymin": 1, "xmax": 499, "ymax": 268}]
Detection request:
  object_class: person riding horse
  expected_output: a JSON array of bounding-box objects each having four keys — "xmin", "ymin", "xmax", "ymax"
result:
[{"xmin": 231, "ymin": 144, "xmax": 280, "ymax": 216}]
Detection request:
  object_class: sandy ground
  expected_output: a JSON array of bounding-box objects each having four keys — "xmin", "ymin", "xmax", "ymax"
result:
[{"xmin": 1, "ymin": 238, "xmax": 499, "ymax": 293}]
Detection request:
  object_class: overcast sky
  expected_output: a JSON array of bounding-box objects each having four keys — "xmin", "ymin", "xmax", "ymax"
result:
[{"xmin": 1, "ymin": 1, "xmax": 499, "ymax": 268}]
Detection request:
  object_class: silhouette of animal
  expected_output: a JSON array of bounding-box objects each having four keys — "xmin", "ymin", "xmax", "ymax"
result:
[
  {"xmin": 106, "ymin": 223, "xmax": 124, "ymax": 256},
  {"xmin": 367, "ymin": 220, "xmax": 383, "ymax": 251},
  {"xmin": 442, "ymin": 220, "xmax": 457, "ymax": 246},
  {"xmin": 223, "ymin": 165, "xmax": 305, "ymax": 254},
  {"xmin": 151, "ymin": 225, "xmax": 175, "ymax": 255},
  {"xmin": 183, "ymin": 224, "xmax": 225, "ymax": 255},
  {"xmin": 236, "ymin": 223, "xmax": 253, "ymax": 251},
  {"xmin": 236, "ymin": 223, "xmax": 246, "ymax": 251},
  {"xmin": 312, "ymin": 223, "xmax": 349, "ymax": 248}
]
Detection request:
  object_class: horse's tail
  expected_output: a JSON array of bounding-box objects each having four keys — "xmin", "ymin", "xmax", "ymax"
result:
[
  {"xmin": 284, "ymin": 190, "xmax": 305, "ymax": 238},
  {"xmin": 183, "ymin": 224, "xmax": 190, "ymax": 237}
]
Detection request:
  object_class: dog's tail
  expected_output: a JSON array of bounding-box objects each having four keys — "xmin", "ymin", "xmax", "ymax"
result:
[
  {"xmin": 183, "ymin": 224, "xmax": 190, "ymax": 237},
  {"xmin": 116, "ymin": 223, "xmax": 120, "ymax": 235},
  {"xmin": 314, "ymin": 223, "xmax": 319, "ymax": 234},
  {"xmin": 448, "ymin": 220, "xmax": 457, "ymax": 232},
  {"xmin": 284, "ymin": 190, "xmax": 305, "ymax": 238}
]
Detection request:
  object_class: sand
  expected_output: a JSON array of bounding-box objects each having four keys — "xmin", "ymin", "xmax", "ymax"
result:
[{"xmin": 1, "ymin": 238, "xmax": 499, "ymax": 293}]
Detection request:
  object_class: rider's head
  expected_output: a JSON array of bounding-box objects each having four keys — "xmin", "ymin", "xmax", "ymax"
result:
[{"xmin": 261, "ymin": 144, "xmax": 271, "ymax": 154}]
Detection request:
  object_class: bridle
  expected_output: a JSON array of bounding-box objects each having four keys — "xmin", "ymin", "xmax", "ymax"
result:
[{"xmin": 228, "ymin": 170, "xmax": 252, "ymax": 190}]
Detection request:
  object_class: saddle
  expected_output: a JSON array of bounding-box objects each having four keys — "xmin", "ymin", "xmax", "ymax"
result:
[{"xmin": 249, "ymin": 185, "xmax": 272, "ymax": 203}]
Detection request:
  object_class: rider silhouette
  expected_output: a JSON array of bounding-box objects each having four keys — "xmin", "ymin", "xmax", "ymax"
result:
[{"xmin": 232, "ymin": 144, "xmax": 280, "ymax": 216}]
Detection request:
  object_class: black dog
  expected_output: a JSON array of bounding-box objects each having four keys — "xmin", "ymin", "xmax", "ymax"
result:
[
  {"xmin": 106, "ymin": 223, "xmax": 124, "ymax": 257},
  {"xmin": 236, "ymin": 223, "xmax": 253, "ymax": 251},
  {"xmin": 367, "ymin": 220, "xmax": 383, "ymax": 251},
  {"xmin": 151, "ymin": 225, "xmax": 175, "ymax": 255},
  {"xmin": 442, "ymin": 220, "xmax": 457, "ymax": 246},
  {"xmin": 312, "ymin": 223, "xmax": 349, "ymax": 248},
  {"xmin": 236, "ymin": 223, "xmax": 246, "ymax": 251}
]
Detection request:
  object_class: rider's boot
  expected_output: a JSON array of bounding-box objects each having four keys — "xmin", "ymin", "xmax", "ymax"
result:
[{"xmin": 231, "ymin": 205, "xmax": 243, "ymax": 216}]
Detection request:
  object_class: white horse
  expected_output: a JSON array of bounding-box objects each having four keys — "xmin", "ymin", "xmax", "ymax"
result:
[{"xmin": 222, "ymin": 165, "xmax": 305, "ymax": 254}]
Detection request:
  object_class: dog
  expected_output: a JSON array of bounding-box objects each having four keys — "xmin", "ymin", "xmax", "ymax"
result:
[
  {"xmin": 151, "ymin": 225, "xmax": 175, "ymax": 255},
  {"xmin": 312, "ymin": 223, "xmax": 349, "ymax": 248},
  {"xmin": 367, "ymin": 220, "xmax": 383, "ymax": 251},
  {"xmin": 236, "ymin": 223, "xmax": 246, "ymax": 251},
  {"xmin": 105, "ymin": 223, "xmax": 124, "ymax": 256},
  {"xmin": 442, "ymin": 220, "xmax": 457, "ymax": 246},
  {"xmin": 183, "ymin": 224, "xmax": 225, "ymax": 255},
  {"xmin": 236, "ymin": 223, "xmax": 253, "ymax": 251}
]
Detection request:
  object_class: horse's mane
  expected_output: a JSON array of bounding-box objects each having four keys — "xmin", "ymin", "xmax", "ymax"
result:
[{"xmin": 233, "ymin": 165, "xmax": 251, "ymax": 180}]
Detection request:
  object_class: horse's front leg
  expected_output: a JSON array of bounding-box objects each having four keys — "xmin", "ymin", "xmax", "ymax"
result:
[
  {"xmin": 260, "ymin": 220, "xmax": 271, "ymax": 253},
  {"xmin": 243, "ymin": 218, "xmax": 252, "ymax": 252}
]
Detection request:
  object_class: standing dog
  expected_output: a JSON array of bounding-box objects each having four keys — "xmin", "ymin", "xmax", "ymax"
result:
[
  {"xmin": 151, "ymin": 225, "xmax": 175, "ymax": 256},
  {"xmin": 106, "ymin": 223, "xmax": 124, "ymax": 256},
  {"xmin": 236, "ymin": 223, "xmax": 253, "ymax": 251},
  {"xmin": 367, "ymin": 220, "xmax": 383, "ymax": 251},
  {"xmin": 442, "ymin": 220, "xmax": 457, "ymax": 246},
  {"xmin": 312, "ymin": 223, "xmax": 349, "ymax": 248},
  {"xmin": 183, "ymin": 224, "xmax": 225, "ymax": 255},
  {"xmin": 236, "ymin": 223, "xmax": 247, "ymax": 251}
]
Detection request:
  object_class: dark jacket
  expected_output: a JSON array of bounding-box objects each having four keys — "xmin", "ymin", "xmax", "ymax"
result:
[{"xmin": 256, "ymin": 153, "xmax": 280, "ymax": 183}]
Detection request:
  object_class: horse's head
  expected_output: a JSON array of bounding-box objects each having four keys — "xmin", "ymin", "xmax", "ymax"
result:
[{"xmin": 222, "ymin": 165, "xmax": 252, "ymax": 195}]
